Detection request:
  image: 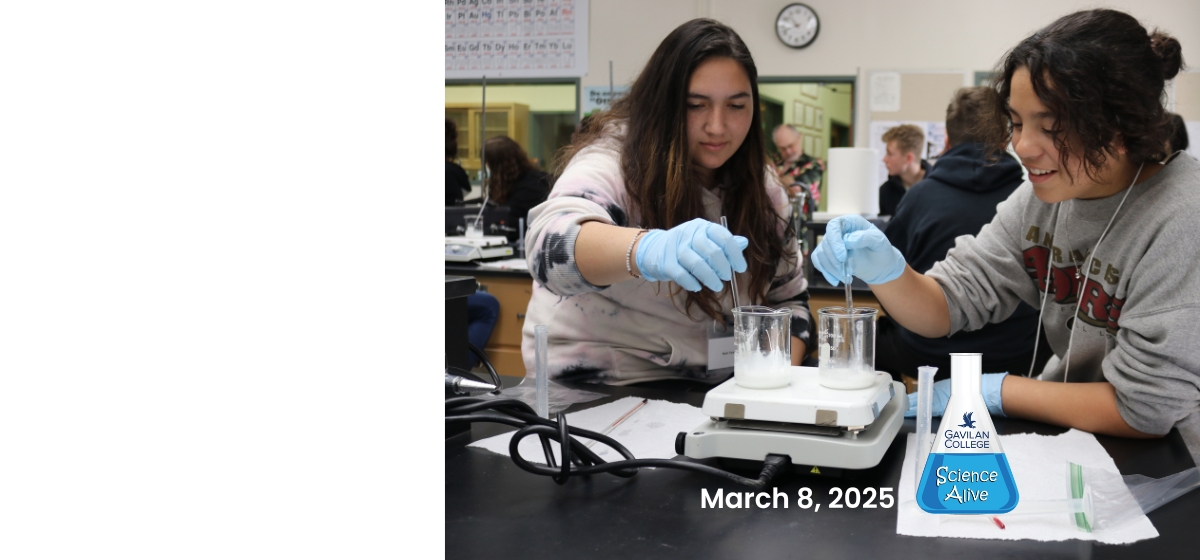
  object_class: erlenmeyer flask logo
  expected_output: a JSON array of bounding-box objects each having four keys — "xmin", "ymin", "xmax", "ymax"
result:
[{"xmin": 915, "ymin": 354, "xmax": 1019, "ymax": 514}]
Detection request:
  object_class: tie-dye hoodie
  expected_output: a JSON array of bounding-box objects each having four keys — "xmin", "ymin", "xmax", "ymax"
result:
[{"xmin": 521, "ymin": 125, "xmax": 812, "ymax": 385}]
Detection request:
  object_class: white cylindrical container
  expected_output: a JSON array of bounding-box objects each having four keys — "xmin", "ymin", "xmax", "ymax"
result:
[{"xmin": 826, "ymin": 147, "xmax": 880, "ymax": 215}]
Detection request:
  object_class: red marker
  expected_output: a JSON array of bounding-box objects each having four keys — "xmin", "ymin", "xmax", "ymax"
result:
[{"xmin": 992, "ymin": 517, "xmax": 1006, "ymax": 530}]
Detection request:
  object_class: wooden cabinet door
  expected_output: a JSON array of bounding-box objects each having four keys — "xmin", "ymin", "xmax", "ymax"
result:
[
  {"xmin": 477, "ymin": 276, "xmax": 532, "ymax": 347},
  {"xmin": 473, "ymin": 275, "xmax": 533, "ymax": 375},
  {"xmin": 444, "ymin": 103, "xmax": 530, "ymax": 176}
]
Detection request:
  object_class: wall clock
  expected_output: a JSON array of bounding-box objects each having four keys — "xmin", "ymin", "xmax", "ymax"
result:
[{"xmin": 776, "ymin": 3, "xmax": 820, "ymax": 49}]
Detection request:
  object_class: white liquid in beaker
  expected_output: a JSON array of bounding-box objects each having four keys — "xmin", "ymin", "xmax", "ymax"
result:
[
  {"xmin": 734, "ymin": 350, "xmax": 789, "ymax": 389},
  {"xmin": 817, "ymin": 307, "xmax": 878, "ymax": 390},
  {"xmin": 817, "ymin": 367, "xmax": 876, "ymax": 390}
]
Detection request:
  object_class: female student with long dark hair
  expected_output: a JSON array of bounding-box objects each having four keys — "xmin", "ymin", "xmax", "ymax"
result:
[
  {"xmin": 482, "ymin": 136, "xmax": 552, "ymax": 242},
  {"xmin": 521, "ymin": 18, "xmax": 812, "ymax": 384},
  {"xmin": 813, "ymin": 9, "xmax": 1200, "ymax": 461}
]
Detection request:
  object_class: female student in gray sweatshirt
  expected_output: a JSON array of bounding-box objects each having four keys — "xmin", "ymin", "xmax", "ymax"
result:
[{"xmin": 813, "ymin": 9, "xmax": 1200, "ymax": 463}]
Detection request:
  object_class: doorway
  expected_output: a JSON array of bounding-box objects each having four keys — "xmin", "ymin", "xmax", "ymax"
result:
[{"xmin": 758, "ymin": 78, "xmax": 855, "ymax": 211}]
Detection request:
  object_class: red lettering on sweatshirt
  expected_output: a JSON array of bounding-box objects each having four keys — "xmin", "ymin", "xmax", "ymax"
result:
[
  {"xmin": 1077, "ymin": 277, "xmax": 1109, "ymax": 326},
  {"xmin": 1022, "ymin": 246, "xmax": 1123, "ymax": 332},
  {"xmin": 1107, "ymin": 296, "xmax": 1125, "ymax": 334},
  {"xmin": 1024, "ymin": 246, "xmax": 1051, "ymax": 292}
]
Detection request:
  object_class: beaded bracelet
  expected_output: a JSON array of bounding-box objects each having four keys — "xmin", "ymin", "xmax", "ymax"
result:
[{"xmin": 625, "ymin": 229, "xmax": 649, "ymax": 279}]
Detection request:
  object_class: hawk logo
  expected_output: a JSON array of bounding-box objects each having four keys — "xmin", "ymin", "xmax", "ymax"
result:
[{"xmin": 959, "ymin": 412, "xmax": 977, "ymax": 429}]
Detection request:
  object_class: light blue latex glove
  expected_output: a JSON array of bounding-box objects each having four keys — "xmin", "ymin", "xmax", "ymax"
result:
[
  {"xmin": 810, "ymin": 215, "xmax": 906, "ymax": 286},
  {"xmin": 905, "ymin": 373, "xmax": 1008, "ymax": 418},
  {"xmin": 635, "ymin": 217, "xmax": 749, "ymax": 293}
]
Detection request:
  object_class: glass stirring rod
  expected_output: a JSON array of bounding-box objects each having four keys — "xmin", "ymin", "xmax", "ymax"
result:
[
  {"xmin": 585, "ymin": 398, "xmax": 649, "ymax": 449},
  {"xmin": 843, "ymin": 261, "xmax": 854, "ymax": 312},
  {"xmin": 720, "ymin": 216, "xmax": 742, "ymax": 310}
]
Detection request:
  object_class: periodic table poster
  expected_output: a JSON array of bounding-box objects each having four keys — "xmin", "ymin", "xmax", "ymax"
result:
[{"xmin": 445, "ymin": 0, "xmax": 589, "ymax": 79}]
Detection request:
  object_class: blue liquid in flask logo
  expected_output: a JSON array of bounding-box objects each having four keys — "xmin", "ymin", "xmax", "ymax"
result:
[{"xmin": 916, "ymin": 354, "xmax": 1019, "ymax": 514}]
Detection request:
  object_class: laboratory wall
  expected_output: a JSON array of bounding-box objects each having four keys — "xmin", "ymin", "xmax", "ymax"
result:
[
  {"xmin": 445, "ymin": 84, "xmax": 577, "ymax": 113},
  {"xmin": 582, "ymin": 0, "xmax": 1200, "ymax": 145}
]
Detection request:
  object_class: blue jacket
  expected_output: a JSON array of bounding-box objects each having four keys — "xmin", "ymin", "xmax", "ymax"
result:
[{"xmin": 884, "ymin": 142, "xmax": 1038, "ymax": 362}]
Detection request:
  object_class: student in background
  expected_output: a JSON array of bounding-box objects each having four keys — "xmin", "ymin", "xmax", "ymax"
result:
[
  {"xmin": 483, "ymin": 136, "xmax": 552, "ymax": 243},
  {"xmin": 877, "ymin": 124, "xmax": 930, "ymax": 217},
  {"xmin": 446, "ymin": 119, "xmax": 471, "ymax": 206},
  {"xmin": 772, "ymin": 124, "xmax": 824, "ymax": 206},
  {"xmin": 813, "ymin": 9, "xmax": 1200, "ymax": 463},
  {"xmin": 876, "ymin": 87, "xmax": 1049, "ymax": 382}
]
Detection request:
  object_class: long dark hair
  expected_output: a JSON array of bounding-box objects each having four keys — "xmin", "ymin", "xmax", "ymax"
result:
[
  {"xmin": 554, "ymin": 18, "xmax": 789, "ymax": 320},
  {"xmin": 982, "ymin": 9, "xmax": 1185, "ymax": 181},
  {"xmin": 445, "ymin": 119, "xmax": 458, "ymax": 160},
  {"xmin": 484, "ymin": 136, "xmax": 538, "ymax": 205}
]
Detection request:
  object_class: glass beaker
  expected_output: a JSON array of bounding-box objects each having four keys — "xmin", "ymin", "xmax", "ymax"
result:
[
  {"xmin": 732, "ymin": 306, "xmax": 792, "ymax": 389},
  {"xmin": 464, "ymin": 216, "xmax": 483, "ymax": 238},
  {"xmin": 817, "ymin": 307, "xmax": 878, "ymax": 390}
]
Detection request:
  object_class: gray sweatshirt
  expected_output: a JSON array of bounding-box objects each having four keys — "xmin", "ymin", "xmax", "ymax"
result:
[{"xmin": 927, "ymin": 153, "xmax": 1200, "ymax": 463}]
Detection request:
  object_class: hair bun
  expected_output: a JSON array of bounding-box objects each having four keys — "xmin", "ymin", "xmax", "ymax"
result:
[{"xmin": 1150, "ymin": 31, "xmax": 1184, "ymax": 80}]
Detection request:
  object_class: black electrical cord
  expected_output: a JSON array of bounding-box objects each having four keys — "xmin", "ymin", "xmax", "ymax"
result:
[
  {"xmin": 447, "ymin": 396, "xmax": 792, "ymax": 489},
  {"xmin": 466, "ymin": 342, "xmax": 503, "ymax": 394}
]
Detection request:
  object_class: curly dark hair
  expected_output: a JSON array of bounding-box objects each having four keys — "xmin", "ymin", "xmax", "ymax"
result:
[
  {"xmin": 483, "ymin": 136, "xmax": 538, "ymax": 205},
  {"xmin": 552, "ymin": 19, "xmax": 791, "ymax": 321},
  {"xmin": 982, "ymin": 9, "xmax": 1185, "ymax": 182},
  {"xmin": 1169, "ymin": 112, "xmax": 1189, "ymax": 153}
]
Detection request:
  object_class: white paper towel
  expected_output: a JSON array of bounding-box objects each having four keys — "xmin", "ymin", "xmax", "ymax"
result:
[
  {"xmin": 469, "ymin": 396, "xmax": 710, "ymax": 464},
  {"xmin": 826, "ymin": 147, "xmax": 879, "ymax": 215},
  {"xmin": 896, "ymin": 430, "xmax": 1158, "ymax": 543}
]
